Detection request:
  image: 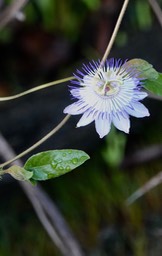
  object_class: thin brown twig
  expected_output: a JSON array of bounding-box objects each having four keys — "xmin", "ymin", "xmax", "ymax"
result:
[
  {"xmin": 34, "ymin": 186, "xmax": 84, "ymax": 256},
  {"xmin": 149, "ymin": 0, "xmax": 162, "ymax": 27},
  {"xmin": 126, "ymin": 171, "xmax": 162, "ymax": 205},
  {"xmin": 0, "ymin": 0, "xmax": 28, "ymax": 28},
  {"xmin": 122, "ymin": 144, "xmax": 162, "ymax": 167},
  {"xmin": 0, "ymin": 133, "xmax": 84, "ymax": 256},
  {"xmin": 21, "ymin": 183, "xmax": 69, "ymax": 255}
]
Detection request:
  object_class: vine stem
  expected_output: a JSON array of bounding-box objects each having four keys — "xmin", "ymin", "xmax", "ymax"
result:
[
  {"xmin": 100, "ymin": 0, "xmax": 130, "ymax": 66},
  {"xmin": 0, "ymin": 76, "xmax": 74, "ymax": 101},
  {"xmin": 0, "ymin": 114, "xmax": 71, "ymax": 168}
]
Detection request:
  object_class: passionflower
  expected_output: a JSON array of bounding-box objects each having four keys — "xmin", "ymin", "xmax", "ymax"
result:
[{"xmin": 64, "ymin": 58, "xmax": 149, "ymax": 138}]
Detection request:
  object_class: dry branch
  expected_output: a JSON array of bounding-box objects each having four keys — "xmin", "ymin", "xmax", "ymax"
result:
[
  {"xmin": 0, "ymin": 133, "xmax": 84, "ymax": 256},
  {"xmin": 0, "ymin": 0, "xmax": 28, "ymax": 28}
]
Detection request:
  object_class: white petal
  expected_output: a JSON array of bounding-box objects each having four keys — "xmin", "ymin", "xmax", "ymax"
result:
[
  {"xmin": 83, "ymin": 75, "xmax": 91, "ymax": 85},
  {"xmin": 63, "ymin": 101, "xmax": 88, "ymax": 115},
  {"xmin": 133, "ymin": 91, "xmax": 148, "ymax": 100},
  {"xmin": 95, "ymin": 114, "xmax": 111, "ymax": 138},
  {"xmin": 112, "ymin": 112, "xmax": 130, "ymax": 133},
  {"xmin": 77, "ymin": 109, "xmax": 95, "ymax": 127},
  {"xmin": 125, "ymin": 102, "xmax": 150, "ymax": 118},
  {"xmin": 70, "ymin": 88, "xmax": 80, "ymax": 98}
]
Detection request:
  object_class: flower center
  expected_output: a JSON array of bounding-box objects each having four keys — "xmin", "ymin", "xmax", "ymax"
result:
[{"xmin": 94, "ymin": 78, "xmax": 123, "ymax": 96}]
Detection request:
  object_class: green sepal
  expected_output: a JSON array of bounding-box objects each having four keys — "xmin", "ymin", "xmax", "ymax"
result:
[
  {"xmin": 124, "ymin": 58, "xmax": 158, "ymax": 80},
  {"xmin": 125, "ymin": 58, "xmax": 162, "ymax": 95},
  {"xmin": 5, "ymin": 165, "xmax": 33, "ymax": 181},
  {"xmin": 143, "ymin": 73, "xmax": 162, "ymax": 96}
]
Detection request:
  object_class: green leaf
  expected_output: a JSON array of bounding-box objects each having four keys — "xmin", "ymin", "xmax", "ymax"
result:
[
  {"xmin": 143, "ymin": 73, "xmax": 162, "ymax": 96},
  {"xmin": 24, "ymin": 150, "xmax": 90, "ymax": 181},
  {"xmin": 5, "ymin": 165, "xmax": 33, "ymax": 181},
  {"xmin": 125, "ymin": 59, "xmax": 158, "ymax": 80}
]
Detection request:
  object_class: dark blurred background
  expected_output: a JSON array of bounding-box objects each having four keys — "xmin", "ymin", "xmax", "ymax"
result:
[{"xmin": 1, "ymin": 0, "xmax": 162, "ymax": 255}]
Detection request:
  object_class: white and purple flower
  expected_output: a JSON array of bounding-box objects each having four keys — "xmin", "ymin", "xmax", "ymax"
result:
[{"xmin": 64, "ymin": 58, "xmax": 150, "ymax": 138}]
